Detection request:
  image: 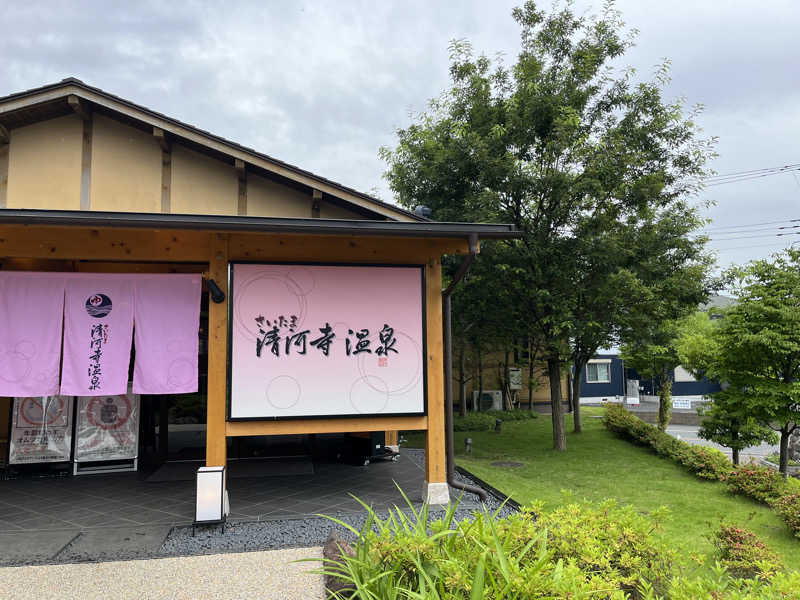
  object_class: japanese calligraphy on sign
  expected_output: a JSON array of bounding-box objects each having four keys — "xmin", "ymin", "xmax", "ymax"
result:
[{"xmin": 230, "ymin": 263, "xmax": 426, "ymax": 419}]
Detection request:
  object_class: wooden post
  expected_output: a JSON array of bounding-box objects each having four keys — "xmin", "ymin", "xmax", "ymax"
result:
[
  {"xmin": 206, "ymin": 233, "xmax": 229, "ymax": 467},
  {"xmin": 424, "ymin": 258, "xmax": 448, "ymax": 503}
]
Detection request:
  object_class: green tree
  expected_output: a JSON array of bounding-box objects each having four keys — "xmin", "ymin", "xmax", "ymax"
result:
[
  {"xmin": 381, "ymin": 1, "xmax": 714, "ymax": 450},
  {"xmin": 702, "ymin": 251, "xmax": 800, "ymax": 476},
  {"xmin": 620, "ymin": 318, "xmax": 685, "ymax": 431},
  {"xmin": 676, "ymin": 311, "xmax": 777, "ymax": 465}
]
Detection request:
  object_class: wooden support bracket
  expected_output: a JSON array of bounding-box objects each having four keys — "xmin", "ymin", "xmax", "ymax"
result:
[
  {"xmin": 153, "ymin": 127, "xmax": 171, "ymax": 152},
  {"xmin": 67, "ymin": 95, "xmax": 91, "ymax": 121},
  {"xmin": 312, "ymin": 188, "xmax": 322, "ymax": 218}
]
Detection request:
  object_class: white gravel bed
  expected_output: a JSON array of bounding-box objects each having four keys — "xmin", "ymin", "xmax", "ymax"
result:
[
  {"xmin": 161, "ymin": 449, "xmax": 517, "ymax": 558},
  {"xmin": 0, "ymin": 546, "xmax": 324, "ymax": 600}
]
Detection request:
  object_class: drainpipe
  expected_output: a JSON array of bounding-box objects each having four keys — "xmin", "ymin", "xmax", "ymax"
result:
[{"xmin": 442, "ymin": 234, "xmax": 488, "ymax": 502}]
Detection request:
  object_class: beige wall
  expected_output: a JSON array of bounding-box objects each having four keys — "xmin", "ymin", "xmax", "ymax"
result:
[
  {"xmin": 6, "ymin": 115, "xmax": 83, "ymax": 210},
  {"xmin": 90, "ymin": 114, "xmax": 161, "ymax": 212},
  {"xmin": 171, "ymin": 144, "xmax": 238, "ymax": 215},
  {"xmin": 319, "ymin": 199, "xmax": 367, "ymax": 220},
  {"xmin": 247, "ymin": 173, "xmax": 310, "ymax": 218},
  {"xmin": 3, "ymin": 113, "xmax": 383, "ymax": 220}
]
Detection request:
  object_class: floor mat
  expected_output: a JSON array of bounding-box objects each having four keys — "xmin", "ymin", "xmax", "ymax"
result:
[{"xmin": 145, "ymin": 457, "xmax": 314, "ymax": 482}]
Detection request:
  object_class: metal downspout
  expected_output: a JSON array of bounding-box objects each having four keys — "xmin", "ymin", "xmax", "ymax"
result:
[{"xmin": 442, "ymin": 234, "xmax": 488, "ymax": 502}]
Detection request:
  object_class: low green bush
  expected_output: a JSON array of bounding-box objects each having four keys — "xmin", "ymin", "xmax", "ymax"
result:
[
  {"xmin": 723, "ymin": 466, "xmax": 788, "ymax": 504},
  {"xmin": 709, "ymin": 523, "xmax": 782, "ymax": 579},
  {"xmin": 662, "ymin": 566, "xmax": 800, "ymax": 600},
  {"xmin": 773, "ymin": 494, "xmax": 800, "ymax": 539},
  {"xmin": 313, "ymin": 490, "xmax": 800, "ymax": 600},
  {"xmin": 603, "ymin": 405, "xmax": 732, "ymax": 480},
  {"xmin": 453, "ymin": 409, "xmax": 536, "ymax": 432}
]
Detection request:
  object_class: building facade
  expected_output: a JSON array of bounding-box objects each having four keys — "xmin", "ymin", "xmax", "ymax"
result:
[{"xmin": 0, "ymin": 78, "xmax": 516, "ymax": 509}]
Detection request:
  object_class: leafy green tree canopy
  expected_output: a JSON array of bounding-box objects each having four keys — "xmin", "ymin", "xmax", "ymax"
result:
[{"xmin": 381, "ymin": 1, "xmax": 715, "ymax": 450}]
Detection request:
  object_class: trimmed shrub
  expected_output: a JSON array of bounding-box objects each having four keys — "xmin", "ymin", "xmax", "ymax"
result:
[
  {"xmin": 453, "ymin": 409, "xmax": 536, "ymax": 431},
  {"xmin": 664, "ymin": 567, "xmax": 800, "ymax": 600},
  {"xmin": 709, "ymin": 523, "xmax": 782, "ymax": 579},
  {"xmin": 773, "ymin": 494, "xmax": 800, "ymax": 539},
  {"xmin": 603, "ymin": 405, "xmax": 732, "ymax": 481},
  {"xmin": 723, "ymin": 466, "xmax": 788, "ymax": 504}
]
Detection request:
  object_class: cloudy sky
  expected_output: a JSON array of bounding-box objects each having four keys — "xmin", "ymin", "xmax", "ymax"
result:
[{"xmin": 2, "ymin": 1, "xmax": 799, "ymax": 272}]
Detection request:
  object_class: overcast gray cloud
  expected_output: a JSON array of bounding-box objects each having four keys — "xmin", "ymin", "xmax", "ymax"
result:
[{"xmin": 2, "ymin": 1, "xmax": 799, "ymax": 272}]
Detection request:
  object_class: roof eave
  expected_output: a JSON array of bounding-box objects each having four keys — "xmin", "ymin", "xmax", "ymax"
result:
[{"xmin": 0, "ymin": 209, "xmax": 520, "ymax": 240}]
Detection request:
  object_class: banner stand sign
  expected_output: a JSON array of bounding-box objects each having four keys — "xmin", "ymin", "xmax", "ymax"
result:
[
  {"xmin": 74, "ymin": 386, "xmax": 140, "ymax": 475},
  {"xmin": 9, "ymin": 396, "xmax": 73, "ymax": 464}
]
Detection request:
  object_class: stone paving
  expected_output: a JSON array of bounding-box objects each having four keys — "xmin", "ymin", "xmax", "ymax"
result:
[{"xmin": 0, "ymin": 547, "xmax": 324, "ymax": 600}]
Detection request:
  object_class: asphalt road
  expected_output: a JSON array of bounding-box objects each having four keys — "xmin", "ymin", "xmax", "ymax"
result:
[{"xmin": 666, "ymin": 424, "xmax": 777, "ymax": 463}]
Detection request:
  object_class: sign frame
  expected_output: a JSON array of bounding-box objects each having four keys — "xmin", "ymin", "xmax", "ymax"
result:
[{"xmin": 226, "ymin": 261, "xmax": 428, "ymax": 422}]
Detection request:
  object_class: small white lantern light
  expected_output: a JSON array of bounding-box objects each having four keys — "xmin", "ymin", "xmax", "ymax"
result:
[{"xmin": 195, "ymin": 466, "xmax": 227, "ymax": 525}]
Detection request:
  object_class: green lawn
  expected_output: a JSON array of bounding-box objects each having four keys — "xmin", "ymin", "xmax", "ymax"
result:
[{"xmin": 404, "ymin": 407, "xmax": 800, "ymax": 572}]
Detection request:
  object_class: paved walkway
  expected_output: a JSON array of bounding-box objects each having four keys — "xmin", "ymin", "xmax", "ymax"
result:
[{"xmin": 0, "ymin": 547, "xmax": 324, "ymax": 600}]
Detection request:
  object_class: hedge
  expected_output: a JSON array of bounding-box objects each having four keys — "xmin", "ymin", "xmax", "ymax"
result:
[{"xmin": 604, "ymin": 404, "xmax": 800, "ymax": 539}]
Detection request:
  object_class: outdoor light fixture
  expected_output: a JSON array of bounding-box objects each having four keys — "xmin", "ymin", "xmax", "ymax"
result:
[
  {"xmin": 495, "ymin": 419, "xmax": 503, "ymax": 433},
  {"xmin": 206, "ymin": 279, "xmax": 225, "ymax": 303},
  {"xmin": 195, "ymin": 466, "xmax": 227, "ymax": 528},
  {"xmin": 465, "ymin": 437, "xmax": 472, "ymax": 454}
]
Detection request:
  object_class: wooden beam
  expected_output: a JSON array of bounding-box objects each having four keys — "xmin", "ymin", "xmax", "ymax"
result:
[
  {"xmin": 228, "ymin": 233, "xmax": 470, "ymax": 264},
  {"xmin": 79, "ymin": 113, "xmax": 93, "ymax": 210},
  {"xmin": 0, "ymin": 144, "xmax": 7, "ymax": 209},
  {"xmin": 0, "ymin": 123, "xmax": 8, "ymax": 145},
  {"xmin": 160, "ymin": 144, "xmax": 171, "ymax": 214},
  {"xmin": 311, "ymin": 188, "xmax": 322, "ymax": 218},
  {"xmin": 67, "ymin": 95, "xmax": 91, "ymax": 121},
  {"xmin": 0, "ymin": 225, "xmax": 212, "ymax": 262},
  {"xmin": 206, "ymin": 233, "xmax": 229, "ymax": 467},
  {"xmin": 235, "ymin": 159, "xmax": 247, "ymax": 216},
  {"xmin": 152, "ymin": 127, "xmax": 170, "ymax": 152},
  {"xmin": 424, "ymin": 258, "xmax": 446, "ymax": 485},
  {"xmin": 226, "ymin": 415, "xmax": 427, "ymax": 437}
]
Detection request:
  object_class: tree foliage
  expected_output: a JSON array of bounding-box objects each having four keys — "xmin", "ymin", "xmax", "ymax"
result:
[
  {"xmin": 381, "ymin": 1, "xmax": 714, "ymax": 449},
  {"xmin": 677, "ymin": 312, "xmax": 777, "ymax": 465},
  {"xmin": 680, "ymin": 251, "xmax": 800, "ymax": 475}
]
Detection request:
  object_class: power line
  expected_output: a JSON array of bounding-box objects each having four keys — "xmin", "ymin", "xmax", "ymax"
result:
[
  {"xmin": 700, "ymin": 218, "xmax": 800, "ymax": 233},
  {"xmin": 703, "ymin": 163, "xmax": 800, "ymax": 186},
  {"xmin": 704, "ymin": 167, "xmax": 800, "ymax": 187},
  {"xmin": 705, "ymin": 164, "xmax": 800, "ymax": 180}
]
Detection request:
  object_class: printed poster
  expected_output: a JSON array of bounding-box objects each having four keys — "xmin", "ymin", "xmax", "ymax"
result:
[
  {"xmin": 9, "ymin": 396, "xmax": 73, "ymax": 464},
  {"xmin": 75, "ymin": 390, "xmax": 140, "ymax": 462}
]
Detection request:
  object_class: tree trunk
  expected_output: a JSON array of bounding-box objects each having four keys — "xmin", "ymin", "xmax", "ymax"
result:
[
  {"xmin": 528, "ymin": 339, "xmax": 534, "ymax": 411},
  {"xmin": 458, "ymin": 346, "xmax": 467, "ymax": 417},
  {"xmin": 657, "ymin": 373, "xmax": 672, "ymax": 432},
  {"xmin": 548, "ymin": 356, "xmax": 566, "ymax": 451},
  {"xmin": 780, "ymin": 427, "xmax": 790, "ymax": 479},
  {"xmin": 732, "ymin": 447, "xmax": 740, "ymax": 466},
  {"xmin": 572, "ymin": 359, "xmax": 584, "ymax": 433},
  {"xmin": 477, "ymin": 349, "xmax": 484, "ymax": 411}
]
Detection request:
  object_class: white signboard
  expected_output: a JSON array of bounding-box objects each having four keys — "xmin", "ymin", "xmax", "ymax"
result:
[
  {"xmin": 509, "ymin": 368, "xmax": 522, "ymax": 391},
  {"xmin": 626, "ymin": 380, "xmax": 640, "ymax": 406},
  {"xmin": 229, "ymin": 263, "xmax": 426, "ymax": 419},
  {"xmin": 9, "ymin": 396, "xmax": 73, "ymax": 464},
  {"xmin": 75, "ymin": 390, "xmax": 140, "ymax": 461},
  {"xmin": 672, "ymin": 398, "xmax": 693, "ymax": 410}
]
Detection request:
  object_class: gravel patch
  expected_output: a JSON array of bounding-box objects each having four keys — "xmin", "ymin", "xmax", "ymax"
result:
[
  {"xmin": 0, "ymin": 547, "xmax": 323, "ymax": 600},
  {"xmin": 161, "ymin": 449, "xmax": 517, "ymax": 557}
]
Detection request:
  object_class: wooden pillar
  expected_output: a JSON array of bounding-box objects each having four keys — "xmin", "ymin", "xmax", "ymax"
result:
[
  {"xmin": 206, "ymin": 233, "xmax": 229, "ymax": 467},
  {"xmin": 424, "ymin": 258, "xmax": 448, "ymax": 501},
  {"xmin": 384, "ymin": 430, "xmax": 398, "ymax": 446}
]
